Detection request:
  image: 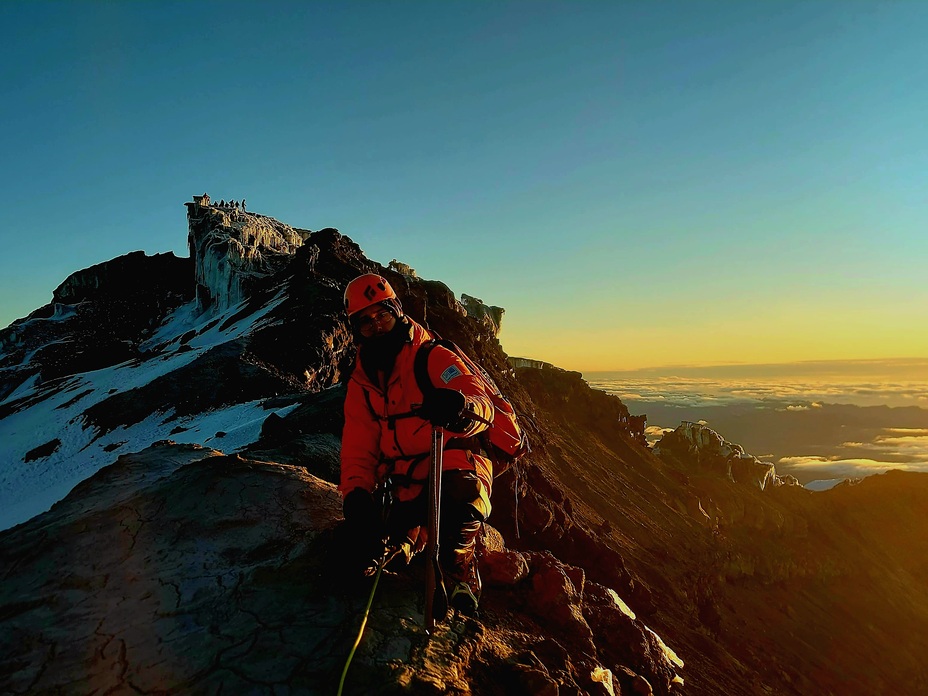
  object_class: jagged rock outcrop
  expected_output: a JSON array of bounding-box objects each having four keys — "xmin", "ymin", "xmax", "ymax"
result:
[
  {"xmin": 388, "ymin": 259, "xmax": 418, "ymax": 278},
  {"xmin": 460, "ymin": 294, "xmax": 505, "ymax": 336},
  {"xmin": 509, "ymin": 357, "xmax": 554, "ymax": 370},
  {"xmin": 517, "ymin": 365, "xmax": 634, "ymax": 440},
  {"xmin": 184, "ymin": 203, "xmax": 308, "ymax": 311},
  {"xmin": 0, "ymin": 250, "xmax": 194, "ymax": 401},
  {"xmin": 52, "ymin": 250, "xmax": 192, "ymax": 305},
  {"xmin": 654, "ymin": 421, "xmax": 786, "ymax": 490}
]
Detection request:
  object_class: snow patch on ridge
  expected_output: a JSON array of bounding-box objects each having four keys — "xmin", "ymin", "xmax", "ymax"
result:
[
  {"xmin": 141, "ymin": 290, "xmax": 286, "ymax": 354},
  {"xmin": 0, "ymin": 394, "xmax": 298, "ymax": 532},
  {"xmin": 0, "ymin": 289, "xmax": 292, "ymax": 532}
]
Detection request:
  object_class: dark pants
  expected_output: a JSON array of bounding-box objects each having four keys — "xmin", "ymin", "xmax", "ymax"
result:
[
  {"xmin": 386, "ymin": 469, "xmax": 485, "ymax": 579},
  {"xmin": 335, "ymin": 470, "xmax": 485, "ymax": 580}
]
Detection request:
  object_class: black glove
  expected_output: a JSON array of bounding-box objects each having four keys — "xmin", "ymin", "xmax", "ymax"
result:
[
  {"xmin": 420, "ymin": 388, "xmax": 470, "ymax": 431},
  {"xmin": 338, "ymin": 488, "xmax": 388, "ymax": 577},
  {"xmin": 343, "ymin": 488, "xmax": 380, "ymax": 528}
]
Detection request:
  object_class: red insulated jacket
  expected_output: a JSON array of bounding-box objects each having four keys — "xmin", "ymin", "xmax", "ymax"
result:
[{"xmin": 340, "ymin": 318, "xmax": 494, "ymax": 513}]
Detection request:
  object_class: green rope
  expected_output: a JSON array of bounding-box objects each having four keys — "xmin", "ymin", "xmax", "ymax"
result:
[{"xmin": 336, "ymin": 559, "xmax": 386, "ymax": 696}]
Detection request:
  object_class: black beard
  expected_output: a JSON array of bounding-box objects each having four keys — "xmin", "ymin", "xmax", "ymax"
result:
[{"xmin": 360, "ymin": 319, "xmax": 409, "ymax": 386}]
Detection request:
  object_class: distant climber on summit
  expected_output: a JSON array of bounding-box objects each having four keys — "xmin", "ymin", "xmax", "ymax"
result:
[{"xmin": 337, "ymin": 273, "xmax": 494, "ymax": 616}]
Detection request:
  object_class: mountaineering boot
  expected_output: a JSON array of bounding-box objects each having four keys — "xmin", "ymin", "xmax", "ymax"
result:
[
  {"xmin": 442, "ymin": 513, "xmax": 483, "ymax": 617},
  {"xmin": 448, "ymin": 560, "xmax": 481, "ymax": 616},
  {"xmin": 434, "ymin": 472, "xmax": 486, "ymax": 618}
]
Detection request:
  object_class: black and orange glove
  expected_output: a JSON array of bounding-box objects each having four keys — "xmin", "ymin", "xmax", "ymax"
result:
[{"xmin": 419, "ymin": 388, "xmax": 471, "ymax": 432}]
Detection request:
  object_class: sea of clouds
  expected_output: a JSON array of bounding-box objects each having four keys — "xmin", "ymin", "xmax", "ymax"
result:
[
  {"xmin": 777, "ymin": 428, "xmax": 928, "ymax": 480},
  {"xmin": 586, "ymin": 360, "xmax": 928, "ymax": 488},
  {"xmin": 586, "ymin": 375, "xmax": 928, "ymax": 409}
]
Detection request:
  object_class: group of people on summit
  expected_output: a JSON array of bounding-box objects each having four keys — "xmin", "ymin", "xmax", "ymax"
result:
[
  {"xmin": 197, "ymin": 193, "xmax": 246, "ymax": 211},
  {"xmin": 215, "ymin": 198, "xmax": 246, "ymax": 211}
]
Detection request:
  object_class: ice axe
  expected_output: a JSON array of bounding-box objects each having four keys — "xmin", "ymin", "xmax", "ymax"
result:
[{"xmin": 424, "ymin": 425, "xmax": 448, "ymax": 633}]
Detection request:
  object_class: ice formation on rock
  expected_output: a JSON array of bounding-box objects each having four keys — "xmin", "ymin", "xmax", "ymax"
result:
[{"xmin": 186, "ymin": 206, "xmax": 306, "ymax": 312}]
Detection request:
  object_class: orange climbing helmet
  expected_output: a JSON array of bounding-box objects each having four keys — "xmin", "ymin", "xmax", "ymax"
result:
[{"xmin": 344, "ymin": 273, "xmax": 401, "ymax": 317}]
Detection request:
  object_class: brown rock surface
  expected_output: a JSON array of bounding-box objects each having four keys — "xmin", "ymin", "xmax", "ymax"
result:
[{"xmin": 0, "ymin": 441, "xmax": 681, "ymax": 695}]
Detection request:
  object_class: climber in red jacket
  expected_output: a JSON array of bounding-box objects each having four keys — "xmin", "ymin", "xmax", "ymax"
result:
[{"xmin": 339, "ymin": 273, "xmax": 494, "ymax": 614}]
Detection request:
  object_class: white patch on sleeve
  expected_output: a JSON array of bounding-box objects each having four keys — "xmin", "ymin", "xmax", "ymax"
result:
[{"xmin": 440, "ymin": 365, "xmax": 463, "ymax": 384}]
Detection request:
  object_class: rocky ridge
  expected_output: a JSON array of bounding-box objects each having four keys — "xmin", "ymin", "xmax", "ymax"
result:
[
  {"xmin": 653, "ymin": 422, "xmax": 798, "ymax": 491},
  {"xmin": 1, "ymin": 197, "xmax": 928, "ymax": 695},
  {"xmin": 0, "ymin": 251, "xmax": 193, "ymax": 399}
]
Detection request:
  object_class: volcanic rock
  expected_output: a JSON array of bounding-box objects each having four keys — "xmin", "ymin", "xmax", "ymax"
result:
[
  {"xmin": 654, "ymin": 421, "xmax": 780, "ymax": 489},
  {"xmin": 460, "ymin": 293, "xmax": 505, "ymax": 336}
]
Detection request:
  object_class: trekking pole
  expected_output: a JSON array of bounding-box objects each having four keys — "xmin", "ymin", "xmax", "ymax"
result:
[{"xmin": 424, "ymin": 425, "xmax": 445, "ymax": 634}]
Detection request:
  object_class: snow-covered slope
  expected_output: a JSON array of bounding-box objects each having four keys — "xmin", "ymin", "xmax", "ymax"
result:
[
  {"xmin": 0, "ymin": 296, "xmax": 302, "ymax": 530},
  {"xmin": 0, "ymin": 202, "xmax": 359, "ymax": 531}
]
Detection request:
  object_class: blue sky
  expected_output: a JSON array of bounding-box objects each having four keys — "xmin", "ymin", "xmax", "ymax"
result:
[{"xmin": 2, "ymin": 1, "xmax": 927, "ymax": 370}]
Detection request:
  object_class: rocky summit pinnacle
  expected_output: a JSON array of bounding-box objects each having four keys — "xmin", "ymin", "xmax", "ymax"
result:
[
  {"xmin": 1, "ymin": 197, "xmax": 927, "ymax": 695},
  {"xmin": 185, "ymin": 198, "xmax": 311, "ymax": 312}
]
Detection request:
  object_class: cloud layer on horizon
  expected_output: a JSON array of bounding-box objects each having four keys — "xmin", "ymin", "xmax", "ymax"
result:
[
  {"xmin": 586, "ymin": 358, "xmax": 928, "ymax": 381},
  {"xmin": 768, "ymin": 424, "xmax": 928, "ymax": 481},
  {"xmin": 777, "ymin": 455, "xmax": 928, "ymax": 479},
  {"xmin": 588, "ymin": 376, "xmax": 928, "ymax": 409},
  {"xmin": 611, "ymin": 372, "xmax": 928, "ymax": 485}
]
